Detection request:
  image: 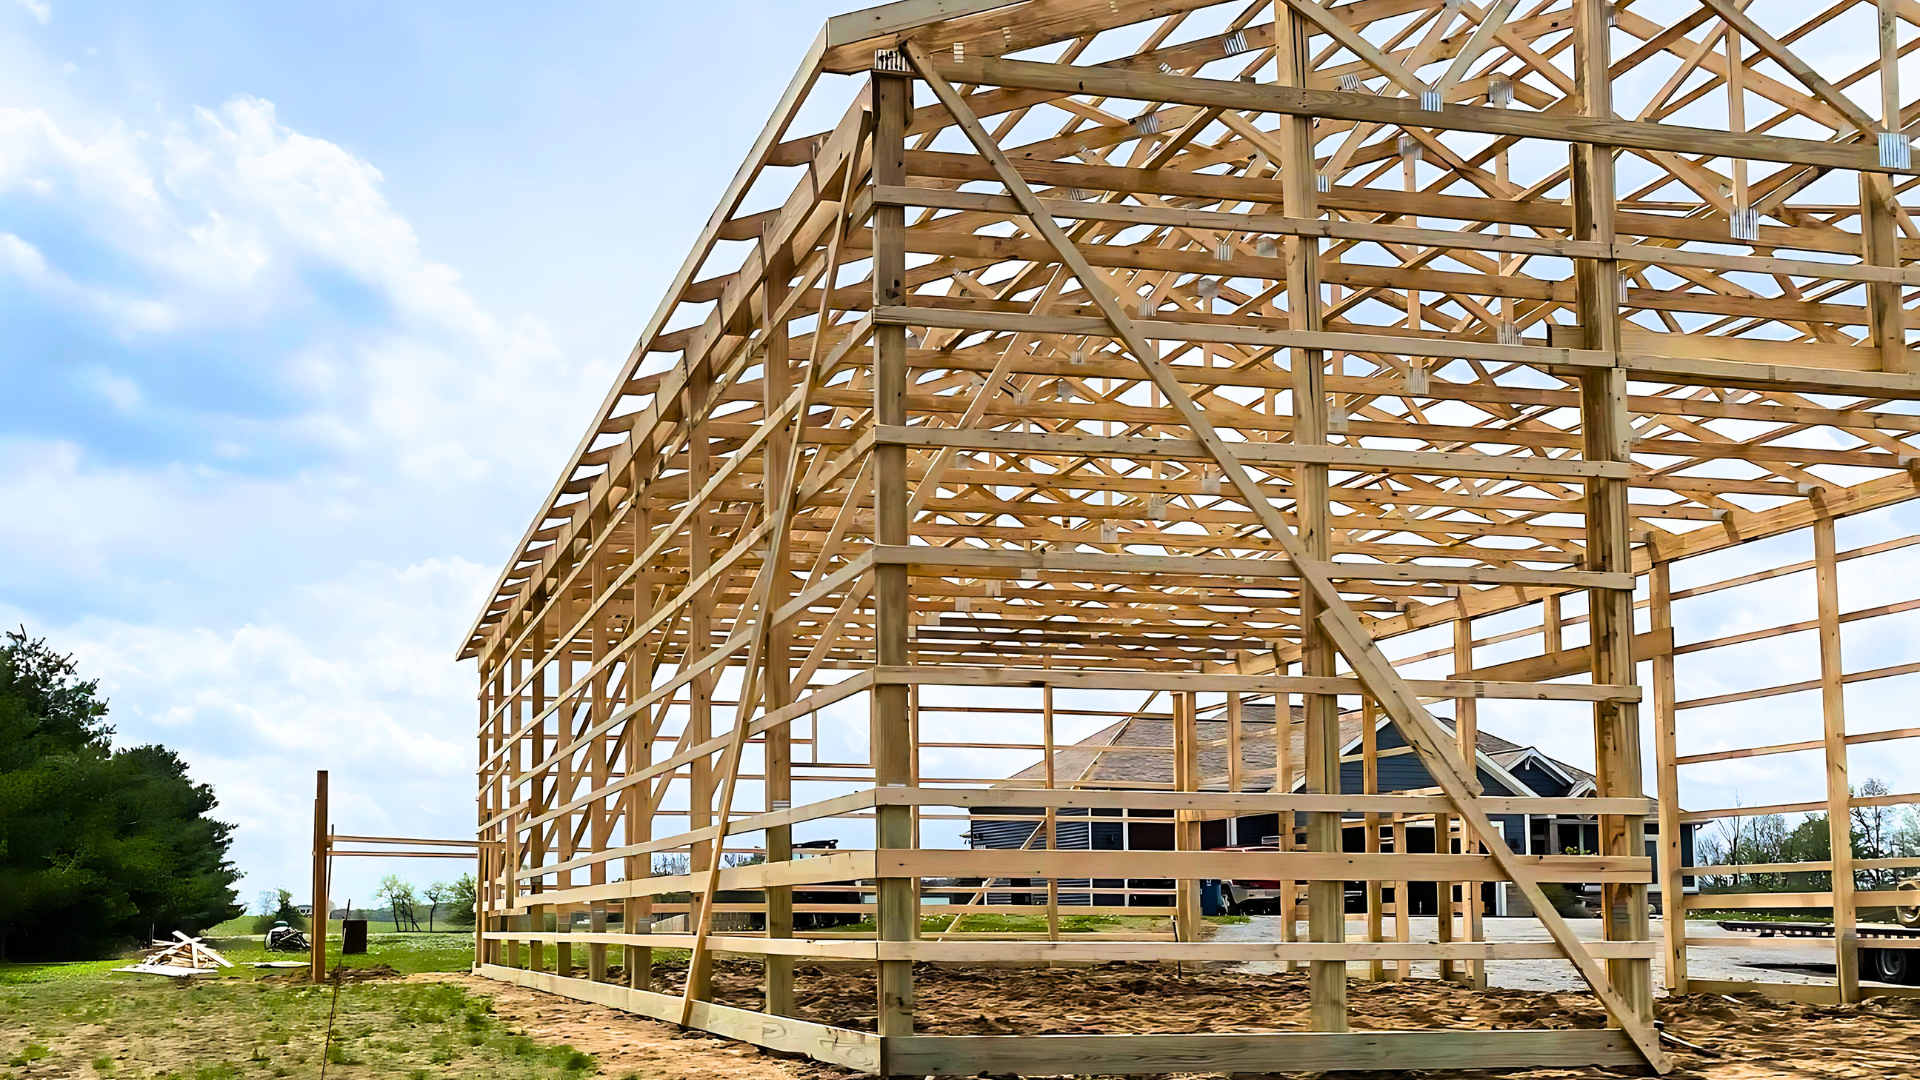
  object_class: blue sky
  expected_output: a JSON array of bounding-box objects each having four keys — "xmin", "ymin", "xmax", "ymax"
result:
[
  {"xmin": 0, "ymin": 0, "xmax": 865, "ymax": 907},
  {"xmin": 5, "ymin": 0, "xmax": 1919, "ymax": 913}
]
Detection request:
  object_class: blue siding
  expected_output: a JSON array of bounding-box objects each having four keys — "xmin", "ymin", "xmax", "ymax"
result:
[{"xmin": 1335, "ymin": 749, "xmax": 1518, "ymax": 797}]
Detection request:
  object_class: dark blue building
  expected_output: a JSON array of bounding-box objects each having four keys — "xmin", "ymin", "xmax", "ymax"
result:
[{"xmin": 965, "ymin": 705, "xmax": 1693, "ymax": 915}]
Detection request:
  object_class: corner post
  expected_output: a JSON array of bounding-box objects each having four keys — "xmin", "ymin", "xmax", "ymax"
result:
[
  {"xmin": 1572, "ymin": 0, "xmax": 1654, "ymax": 1028},
  {"xmin": 761, "ymin": 231, "xmax": 798, "ymax": 1019},
  {"xmin": 1277, "ymin": 1, "xmax": 1345, "ymax": 1031},
  {"xmin": 871, "ymin": 49, "xmax": 917, "ymax": 1050}
]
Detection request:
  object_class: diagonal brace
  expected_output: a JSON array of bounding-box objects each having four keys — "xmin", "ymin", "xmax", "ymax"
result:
[{"xmin": 902, "ymin": 39, "xmax": 1670, "ymax": 1073}]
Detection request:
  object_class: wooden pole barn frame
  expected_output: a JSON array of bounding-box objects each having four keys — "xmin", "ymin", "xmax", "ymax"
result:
[{"xmin": 455, "ymin": 0, "xmax": 1920, "ymax": 1073}]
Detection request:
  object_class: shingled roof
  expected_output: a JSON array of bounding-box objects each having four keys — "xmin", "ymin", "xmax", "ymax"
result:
[{"xmin": 1003, "ymin": 705, "xmax": 1591, "ymax": 794}]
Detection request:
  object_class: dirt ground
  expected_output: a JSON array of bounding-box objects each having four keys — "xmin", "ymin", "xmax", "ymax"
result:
[
  {"xmin": 422, "ymin": 972, "xmax": 797, "ymax": 1080},
  {"xmin": 454, "ymin": 963, "xmax": 1920, "ymax": 1079}
]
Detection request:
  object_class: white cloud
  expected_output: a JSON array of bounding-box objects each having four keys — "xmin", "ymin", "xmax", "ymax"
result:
[
  {"xmin": 1, "ymin": 72, "xmax": 614, "ymax": 904},
  {"xmin": 0, "ymin": 230, "xmax": 48, "ymax": 276},
  {"xmin": 15, "ymin": 0, "xmax": 49, "ymax": 25}
]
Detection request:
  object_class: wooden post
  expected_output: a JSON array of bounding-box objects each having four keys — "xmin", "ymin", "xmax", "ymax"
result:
[
  {"xmin": 682, "ymin": 353, "xmax": 716, "ymax": 1003},
  {"xmin": 1277, "ymin": 677, "xmax": 1298, "ymax": 970},
  {"xmin": 871, "ymin": 55, "xmax": 916, "ymax": 1044},
  {"xmin": 588, "ymin": 906, "xmax": 607, "ymax": 983},
  {"xmin": 1278, "ymin": 2, "xmax": 1345, "ymax": 1031},
  {"xmin": 1816, "ymin": 516, "xmax": 1861, "ymax": 1000},
  {"xmin": 1862, "ymin": 172, "xmax": 1907, "ymax": 373},
  {"xmin": 763, "ymin": 239, "xmax": 797, "ymax": 1018},
  {"xmin": 1651, "ymin": 562, "xmax": 1687, "ymax": 993},
  {"xmin": 586, "ymin": 539, "xmax": 613, "ymax": 985},
  {"xmin": 1451, "ymin": 614, "xmax": 1486, "ymax": 990},
  {"xmin": 1044, "ymin": 685, "xmax": 1060, "ymax": 941},
  {"xmin": 1869, "ymin": 0, "xmax": 1909, "ymax": 373},
  {"xmin": 627, "ymin": 496, "xmax": 654, "ymax": 990},
  {"xmin": 1174, "ymin": 691, "xmax": 1201, "ymax": 943},
  {"xmin": 527, "ymin": 616, "xmax": 550, "ymax": 977},
  {"xmin": 1227, "ymin": 692, "xmax": 1243, "ymax": 805},
  {"xmin": 1392, "ymin": 816, "xmax": 1410, "ymax": 982},
  {"xmin": 506, "ymin": 645, "xmax": 524, "ymax": 967},
  {"xmin": 1361, "ymin": 699, "xmax": 1383, "ymax": 982},
  {"xmin": 476, "ymin": 663, "xmax": 493, "ymax": 971},
  {"xmin": 1573, "ymin": 0, "xmax": 1653, "ymax": 1027},
  {"xmin": 1727, "ymin": 17, "xmax": 1748, "ymax": 228},
  {"xmin": 310, "ymin": 769, "xmax": 328, "ymax": 983},
  {"xmin": 555, "ymin": 600, "xmax": 578, "ymax": 981}
]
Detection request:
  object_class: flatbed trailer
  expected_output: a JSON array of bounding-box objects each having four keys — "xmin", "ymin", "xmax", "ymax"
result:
[{"xmin": 1719, "ymin": 920, "xmax": 1920, "ymax": 984}]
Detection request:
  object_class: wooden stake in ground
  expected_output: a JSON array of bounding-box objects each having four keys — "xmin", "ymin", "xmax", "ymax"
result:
[{"xmin": 311, "ymin": 769, "xmax": 328, "ymax": 983}]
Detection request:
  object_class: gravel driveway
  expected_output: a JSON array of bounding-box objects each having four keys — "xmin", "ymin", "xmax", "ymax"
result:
[{"xmin": 1209, "ymin": 916, "xmax": 1868, "ymax": 993}]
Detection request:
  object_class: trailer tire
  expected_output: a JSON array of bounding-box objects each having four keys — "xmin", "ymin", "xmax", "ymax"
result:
[
  {"xmin": 1897, "ymin": 878, "xmax": 1920, "ymax": 928},
  {"xmin": 1866, "ymin": 947, "xmax": 1917, "ymax": 985}
]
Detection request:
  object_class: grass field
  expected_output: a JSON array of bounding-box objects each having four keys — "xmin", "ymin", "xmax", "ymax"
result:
[
  {"xmin": 0, "ymin": 916, "xmax": 1258, "ymax": 1078},
  {"xmin": 0, "ymin": 933, "xmax": 608, "ymax": 1079},
  {"xmin": 203, "ymin": 917, "xmax": 467, "ymax": 939}
]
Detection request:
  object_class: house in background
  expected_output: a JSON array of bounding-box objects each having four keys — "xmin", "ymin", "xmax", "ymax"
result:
[{"xmin": 964, "ymin": 705, "xmax": 1693, "ymax": 915}]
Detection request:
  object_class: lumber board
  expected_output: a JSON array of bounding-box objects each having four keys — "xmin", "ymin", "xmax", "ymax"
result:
[
  {"xmin": 478, "ymin": 965, "xmax": 884, "ymax": 1071},
  {"xmin": 924, "ymin": 54, "xmax": 1916, "ymax": 173},
  {"xmin": 883, "ymin": 1030, "xmax": 1643, "ymax": 1075},
  {"xmin": 883, "ymin": 848, "xmax": 1652, "ymax": 883}
]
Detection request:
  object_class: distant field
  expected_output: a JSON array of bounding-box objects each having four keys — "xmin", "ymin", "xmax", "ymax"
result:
[{"xmin": 203, "ymin": 916, "xmax": 471, "ymax": 937}]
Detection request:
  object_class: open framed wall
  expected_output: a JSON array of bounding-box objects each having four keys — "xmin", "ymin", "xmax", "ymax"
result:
[
  {"xmin": 1653, "ymin": 512, "xmax": 1920, "ymax": 1004},
  {"xmin": 458, "ymin": 0, "xmax": 1920, "ymax": 1074}
]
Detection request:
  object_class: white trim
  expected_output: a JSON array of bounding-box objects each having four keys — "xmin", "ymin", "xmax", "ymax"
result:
[
  {"xmin": 1498, "ymin": 746, "xmax": 1582, "ymax": 790},
  {"xmin": 1310, "ymin": 714, "xmax": 1544, "ymax": 800}
]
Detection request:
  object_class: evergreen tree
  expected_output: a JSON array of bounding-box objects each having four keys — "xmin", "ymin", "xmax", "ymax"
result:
[{"xmin": 0, "ymin": 629, "xmax": 242, "ymax": 960}]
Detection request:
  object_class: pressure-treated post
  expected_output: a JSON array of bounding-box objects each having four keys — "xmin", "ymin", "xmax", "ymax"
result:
[
  {"xmin": 1572, "ymin": 0, "xmax": 1654, "ymax": 1027},
  {"xmin": 310, "ymin": 769, "xmax": 328, "ymax": 982},
  {"xmin": 505, "ymin": 642, "xmax": 524, "ymax": 969},
  {"xmin": 627, "ymin": 498, "xmax": 654, "ymax": 990},
  {"xmin": 1361, "ymin": 698, "xmax": 1384, "ymax": 982},
  {"xmin": 1173, "ymin": 692, "xmax": 1201, "ymax": 942},
  {"xmin": 527, "ymin": 621, "xmax": 549, "ymax": 977},
  {"xmin": 871, "ymin": 50, "xmax": 916, "ymax": 1046},
  {"xmin": 1451, "ymin": 613, "xmax": 1486, "ymax": 990},
  {"xmin": 1815, "ymin": 516, "xmax": 1861, "ymax": 1000},
  {"xmin": 1651, "ymin": 562, "xmax": 1688, "ymax": 993},
  {"xmin": 682, "ymin": 359, "xmax": 716, "ymax": 1001},
  {"xmin": 762, "ymin": 236, "xmax": 798, "ymax": 1019},
  {"xmin": 1043, "ymin": 685, "xmax": 1060, "ymax": 941},
  {"xmin": 1276, "ymin": 2, "xmax": 1345, "ymax": 1031}
]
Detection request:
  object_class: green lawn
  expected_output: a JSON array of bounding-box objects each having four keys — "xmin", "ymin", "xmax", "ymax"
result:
[
  {"xmin": 0, "ymin": 933, "xmax": 603, "ymax": 1079},
  {"xmin": 203, "ymin": 918, "xmax": 469, "ymax": 939}
]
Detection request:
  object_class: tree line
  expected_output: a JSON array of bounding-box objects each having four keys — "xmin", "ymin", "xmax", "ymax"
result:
[
  {"xmin": 252, "ymin": 874, "xmax": 476, "ymax": 932},
  {"xmin": 1693, "ymin": 778, "xmax": 1920, "ymax": 892},
  {"xmin": 0, "ymin": 630, "xmax": 241, "ymax": 961},
  {"xmin": 363, "ymin": 874, "xmax": 476, "ymax": 931}
]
